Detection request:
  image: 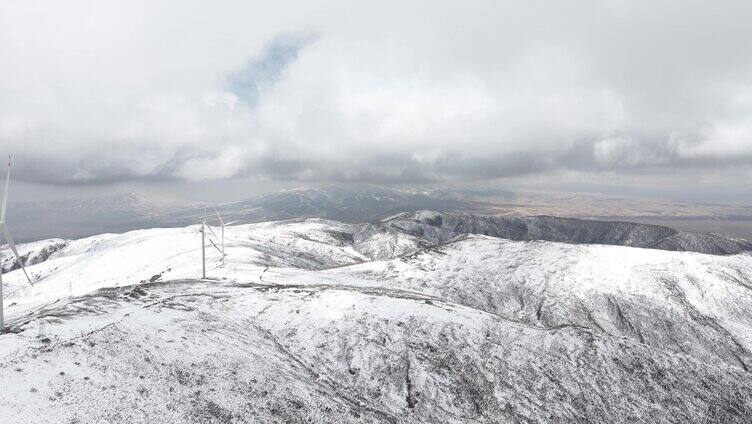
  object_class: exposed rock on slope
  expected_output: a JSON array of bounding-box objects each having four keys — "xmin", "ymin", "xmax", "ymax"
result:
[
  {"xmin": 1, "ymin": 238, "xmax": 68, "ymax": 273},
  {"xmin": 2, "ymin": 278, "xmax": 752, "ymax": 423}
]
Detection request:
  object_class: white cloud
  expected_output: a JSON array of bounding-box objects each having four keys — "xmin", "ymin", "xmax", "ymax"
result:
[{"xmin": 0, "ymin": 0, "xmax": 751, "ymax": 185}]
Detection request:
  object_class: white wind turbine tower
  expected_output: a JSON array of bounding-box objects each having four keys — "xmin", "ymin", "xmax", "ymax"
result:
[
  {"xmin": 200, "ymin": 208, "xmax": 206, "ymax": 279},
  {"xmin": 0, "ymin": 157, "xmax": 33, "ymax": 332}
]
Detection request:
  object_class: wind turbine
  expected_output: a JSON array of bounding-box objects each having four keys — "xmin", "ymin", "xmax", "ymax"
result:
[
  {"xmin": 198, "ymin": 204, "xmax": 228, "ymax": 279},
  {"xmin": 0, "ymin": 157, "xmax": 33, "ymax": 332}
]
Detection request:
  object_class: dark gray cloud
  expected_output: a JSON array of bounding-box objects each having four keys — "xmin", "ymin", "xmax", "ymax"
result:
[{"xmin": 0, "ymin": 0, "xmax": 751, "ymax": 195}]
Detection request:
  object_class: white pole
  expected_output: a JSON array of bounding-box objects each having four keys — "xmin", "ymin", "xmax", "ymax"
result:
[
  {"xmin": 201, "ymin": 221, "xmax": 206, "ymax": 279},
  {"xmin": 0, "ymin": 157, "xmax": 5, "ymax": 330},
  {"xmin": 1, "ymin": 249, "xmax": 4, "ymax": 332}
]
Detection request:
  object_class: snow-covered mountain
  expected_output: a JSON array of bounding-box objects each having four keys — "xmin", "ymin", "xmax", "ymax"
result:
[{"xmin": 1, "ymin": 216, "xmax": 752, "ymax": 422}]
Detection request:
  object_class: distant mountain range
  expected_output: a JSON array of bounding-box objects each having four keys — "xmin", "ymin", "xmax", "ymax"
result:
[
  {"xmin": 6, "ymin": 185, "xmax": 752, "ymax": 250},
  {"xmin": 168, "ymin": 186, "xmax": 478, "ymax": 226},
  {"xmin": 6, "ymin": 186, "xmax": 481, "ymax": 242}
]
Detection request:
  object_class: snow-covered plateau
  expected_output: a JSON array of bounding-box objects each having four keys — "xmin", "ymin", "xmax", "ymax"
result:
[{"xmin": 1, "ymin": 214, "xmax": 751, "ymax": 423}]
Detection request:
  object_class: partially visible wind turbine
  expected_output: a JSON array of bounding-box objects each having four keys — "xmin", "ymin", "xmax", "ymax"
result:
[
  {"xmin": 0, "ymin": 156, "xmax": 33, "ymax": 331},
  {"xmin": 197, "ymin": 205, "xmax": 227, "ymax": 279}
]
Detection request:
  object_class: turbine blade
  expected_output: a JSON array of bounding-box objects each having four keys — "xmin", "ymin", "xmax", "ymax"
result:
[
  {"xmin": 212, "ymin": 206, "xmax": 224, "ymax": 226},
  {"xmin": 1, "ymin": 156, "xmax": 10, "ymax": 221},
  {"xmin": 3, "ymin": 225, "xmax": 32, "ymax": 285},
  {"xmin": 209, "ymin": 239, "xmax": 222, "ymax": 254}
]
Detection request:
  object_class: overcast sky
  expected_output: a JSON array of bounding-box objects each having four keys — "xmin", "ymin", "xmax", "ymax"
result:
[{"xmin": 1, "ymin": 0, "xmax": 751, "ymax": 202}]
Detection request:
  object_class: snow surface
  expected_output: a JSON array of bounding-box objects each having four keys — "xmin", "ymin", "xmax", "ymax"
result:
[{"xmin": 1, "ymin": 218, "xmax": 752, "ymax": 422}]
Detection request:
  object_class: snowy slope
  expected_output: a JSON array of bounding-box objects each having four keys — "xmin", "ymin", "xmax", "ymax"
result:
[
  {"xmin": 1, "ymin": 218, "xmax": 752, "ymax": 422},
  {"xmin": 2, "ymin": 279, "xmax": 751, "ymax": 423},
  {"xmin": 0, "ymin": 219, "xmax": 427, "ymax": 324},
  {"xmin": 320, "ymin": 236, "xmax": 752, "ymax": 371}
]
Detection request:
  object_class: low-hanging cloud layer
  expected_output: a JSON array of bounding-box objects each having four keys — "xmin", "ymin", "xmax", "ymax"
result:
[{"xmin": 1, "ymin": 0, "xmax": 751, "ymax": 188}]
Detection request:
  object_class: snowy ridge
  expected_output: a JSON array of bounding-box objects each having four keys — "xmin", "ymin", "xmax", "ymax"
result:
[
  {"xmin": 1, "ymin": 217, "xmax": 752, "ymax": 422},
  {"xmin": 388, "ymin": 210, "xmax": 752, "ymax": 255}
]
